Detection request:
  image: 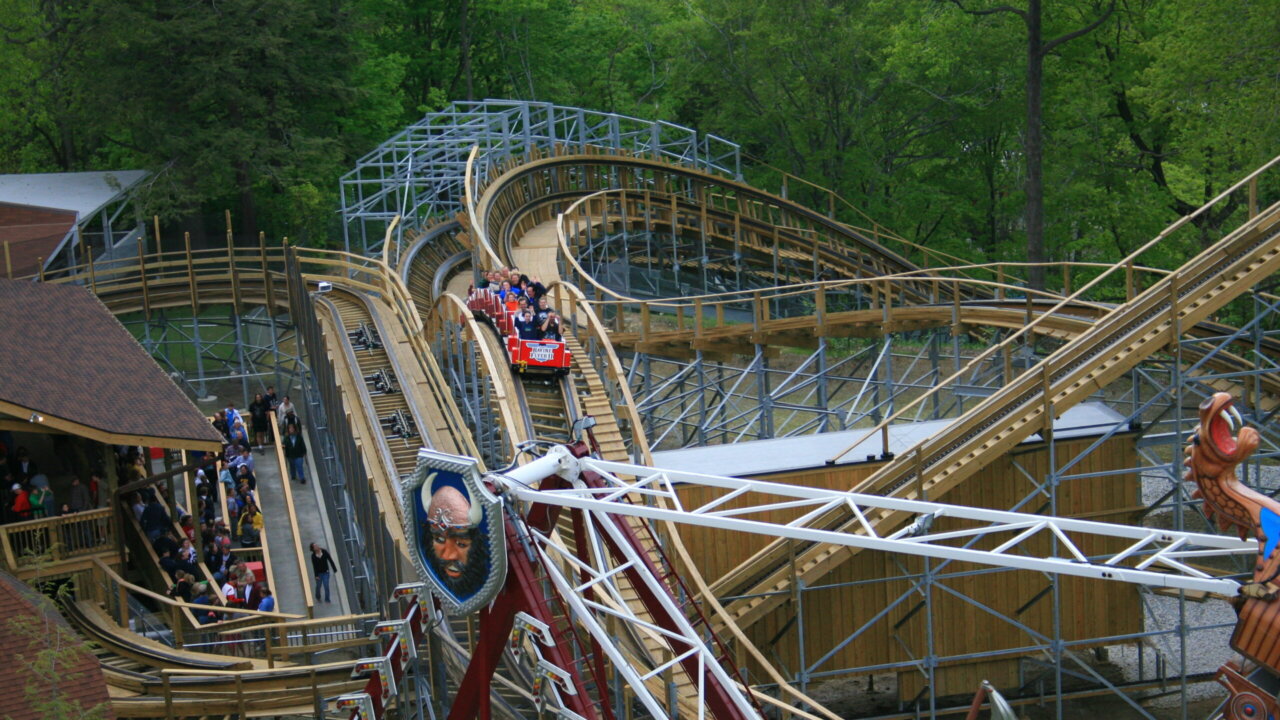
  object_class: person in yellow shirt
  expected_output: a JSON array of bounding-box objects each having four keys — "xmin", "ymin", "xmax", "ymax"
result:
[{"xmin": 238, "ymin": 502, "xmax": 263, "ymax": 546}]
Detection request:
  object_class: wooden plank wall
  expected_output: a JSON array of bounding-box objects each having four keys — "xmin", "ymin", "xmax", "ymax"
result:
[{"xmin": 674, "ymin": 433, "xmax": 1141, "ymax": 701}]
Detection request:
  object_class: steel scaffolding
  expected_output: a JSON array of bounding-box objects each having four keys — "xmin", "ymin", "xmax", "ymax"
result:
[
  {"xmin": 339, "ymin": 99, "xmax": 741, "ymax": 268},
  {"xmin": 351, "ymin": 100, "xmax": 1280, "ymax": 718}
]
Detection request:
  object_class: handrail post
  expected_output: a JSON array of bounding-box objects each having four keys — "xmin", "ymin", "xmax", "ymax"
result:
[
  {"xmin": 171, "ymin": 604, "xmax": 184, "ymax": 648},
  {"xmin": 136, "ymin": 237, "xmax": 148, "ymax": 315},
  {"xmin": 117, "ymin": 580, "xmax": 129, "ymax": 628},
  {"xmin": 260, "ymin": 231, "xmax": 274, "ymax": 309},
  {"xmin": 881, "ymin": 280, "xmax": 891, "ymax": 327},
  {"xmin": 952, "ymin": 280, "xmax": 961, "ymax": 335},
  {"xmin": 184, "ymin": 232, "xmax": 198, "ymax": 313},
  {"xmin": 226, "ymin": 210, "xmax": 241, "ymax": 314},
  {"xmin": 815, "ymin": 285, "xmax": 826, "ymax": 335}
]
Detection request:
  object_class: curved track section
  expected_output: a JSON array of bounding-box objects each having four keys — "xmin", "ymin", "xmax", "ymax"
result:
[
  {"xmin": 401, "ymin": 218, "xmax": 472, "ymax": 313},
  {"xmin": 468, "ymin": 151, "xmax": 957, "ymax": 304},
  {"xmin": 450, "ymin": 145, "xmax": 851, "ymax": 716}
]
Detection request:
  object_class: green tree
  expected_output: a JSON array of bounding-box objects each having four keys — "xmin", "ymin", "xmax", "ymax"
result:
[
  {"xmin": 0, "ymin": 0, "xmax": 105, "ymax": 172},
  {"xmin": 942, "ymin": 0, "xmax": 1115, "ymax": 289}
]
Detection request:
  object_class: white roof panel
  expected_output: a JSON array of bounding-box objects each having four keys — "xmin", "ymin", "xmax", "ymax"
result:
[
  {"xmin": 651, "ymin": 402, "xmax": 1128, "ymax": 478},
  {"xmin": 0, "ymin": 171, "xmax": 146, "ymax": 218}
]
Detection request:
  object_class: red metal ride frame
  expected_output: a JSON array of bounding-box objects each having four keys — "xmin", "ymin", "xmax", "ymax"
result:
[
  {"xmin": 444, "ymin": 435, "xmax": 755, "ymax": 720},
  {"xmin": 445, "ymin": 474, "xmax": 600, "ymax": 720}
]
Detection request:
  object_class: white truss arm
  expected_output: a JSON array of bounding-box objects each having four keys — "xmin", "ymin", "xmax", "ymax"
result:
[{"xmin": 492, "ymin": 450, "xmax": 1254, "ymax": 596}]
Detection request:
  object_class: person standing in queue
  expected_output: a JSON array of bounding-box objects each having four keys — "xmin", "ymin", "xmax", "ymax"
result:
[{"xmin": 310, "ymin": 542, "xmax": 338, "ymax": 603}]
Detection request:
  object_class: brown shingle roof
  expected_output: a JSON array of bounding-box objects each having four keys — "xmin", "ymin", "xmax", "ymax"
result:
[
  {"xmin": 0, "ymin": 278, "xmax": 224, "ymax": 449},
  {"xmin": 0, "ymin": 572, "xmax": 114, "ymax": 720},
  {"xmin": 0, "ymin": 202, "xmax": 76, "ymax": 278}
]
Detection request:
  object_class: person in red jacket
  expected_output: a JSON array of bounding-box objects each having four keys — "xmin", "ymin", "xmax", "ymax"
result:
[{"xmin": 10, "ymin": 483, "xmax": 31, "ymax": 521}]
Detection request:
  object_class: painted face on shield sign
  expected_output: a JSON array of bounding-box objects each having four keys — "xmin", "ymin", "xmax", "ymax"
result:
[{"xmin": 421, "ymin": 472, "xmax": 491, "ymax": 598}]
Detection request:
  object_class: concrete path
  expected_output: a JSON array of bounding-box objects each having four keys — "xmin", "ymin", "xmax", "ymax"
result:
[
  {"xmin": 253, "ymin": 441, "xmax": 307, "ymax": 616},
  {"xmin": 293, "ymin": 423, "xmax": 351, "ymax": 618}
]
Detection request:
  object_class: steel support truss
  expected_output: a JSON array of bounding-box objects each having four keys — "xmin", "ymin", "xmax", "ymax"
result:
[
  {"xmin": 491, "ymin": 444, "xmax": 1264, "ymax": 719},
  {"xmin": 564, "ymin": 285, "xmax": 1280, "ymax": 717},
  {"xmin": 623, "ymin": 329, "xmax": 1044, "ymax": 450},
  {"xmin": 497, "ymin": 448, "xmax": 1252, "ymax": 598}
]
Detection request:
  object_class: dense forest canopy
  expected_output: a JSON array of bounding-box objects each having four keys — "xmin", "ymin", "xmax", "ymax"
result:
[{"xmin": 1, "ymin": 0, "xmax": 1276, "ymax": 267}]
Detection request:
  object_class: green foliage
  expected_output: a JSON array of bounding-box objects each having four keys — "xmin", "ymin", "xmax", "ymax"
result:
[{"xmin": 0, "ymin": 0, "xmax": 1275, "ymax": 268}]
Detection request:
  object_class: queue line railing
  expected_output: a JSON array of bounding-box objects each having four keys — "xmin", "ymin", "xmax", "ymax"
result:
[
  {"xmin": 0, "ymin": 507, "xmax": 115, "ymax": 571},
  {"xmin": 270, "ymin": 410, "xmax": 316, "ymax": 618}
]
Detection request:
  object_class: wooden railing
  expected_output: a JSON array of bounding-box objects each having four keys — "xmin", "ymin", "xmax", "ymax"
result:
[
  {"xmin": 295, "ymin": 247, "xmax": 483, "ymax": 462},
  {"xmin": 0, "ymin": 507, "xmax": 115, "ymax": 569},
  {"xmin": 554, "ymin": 187, "xmax": 1176, "ymax": 306},
  {"xmin": 424, "ymin": 292, "xmax": 522, "ymax": 462},
  {"xmin": 543, "ymin": 281, "xmax": 653, "ymax": 462},
  {"xmin": 466, "ymin": 146, "xmax": 921, "ymax": 283},
  {"xmin": 153, "ymin": 663, "xmax": 364, "ymax": 719},
  {"xmin": 246, "ymin": 612, "xmax": 380, "ymax": 667},
  {"xmin": 76, "ymin": 558, "xmax": 301, "ymax": 648}
]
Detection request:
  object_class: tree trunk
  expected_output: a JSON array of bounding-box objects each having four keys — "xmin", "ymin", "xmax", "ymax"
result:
[
  {"xmin": 1024, "ymin": 0, "xmax": 1046, "ymax": 291},
  {"xmin": 460, "ymin": 0, "xmax": 473, "ymax": 100}
]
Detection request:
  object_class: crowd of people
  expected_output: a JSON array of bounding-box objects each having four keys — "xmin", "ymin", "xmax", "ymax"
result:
[
  {"xmin": 131, "ymin": 385, "xmax": 308, "ymax": 621},
  {"xmin": 1, "ymin": 440, "xmax": 103, "ymax": 526},
  {"xmin": 1, "ymin": 385, "xmax": 328, "ymax": 624},
  {"xmin": 474, "ymin": 266, "xmax": 562, "ymax": 341}
]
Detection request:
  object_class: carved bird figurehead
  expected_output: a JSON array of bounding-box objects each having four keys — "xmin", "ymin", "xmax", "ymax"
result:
[
  {"xmin": 1188, "ymin": 393, "xmax": 1263, "ymax": 540},
  {"xmin": 1195, "ymin": 393, "xmax": 1260, "ymax": 474}
]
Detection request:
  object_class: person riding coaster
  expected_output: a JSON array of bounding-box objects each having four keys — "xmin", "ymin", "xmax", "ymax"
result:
[{"xmin": 466, "ymin": 284, "xmax": 572, "ymax": 374}]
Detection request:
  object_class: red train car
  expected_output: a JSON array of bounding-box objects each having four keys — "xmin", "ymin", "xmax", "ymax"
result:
[
  {"xmin": 466, "ymin": 288, "xmax": 572, "ymax": 374},
  {"xmin": 506, "ymin": 335, "xmax": 572, "ymax": 374}
]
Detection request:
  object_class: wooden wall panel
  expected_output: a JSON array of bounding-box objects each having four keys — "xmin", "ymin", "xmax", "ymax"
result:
[{"xmin": 674, "ymin": 433, "xmax": 1142, "ymax": 701}]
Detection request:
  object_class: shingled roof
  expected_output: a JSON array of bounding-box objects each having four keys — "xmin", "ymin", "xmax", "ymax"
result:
[
  {"xmin": 0, "ymin": 202, "xmax": 77, "ymax": 278},
  {"xmin": 0, "ymin": 572, "xmax": 114, "ymax": 720},
  {"xmin": 0, "ymin": 279, "xmax": 223, "ymax": 450}
]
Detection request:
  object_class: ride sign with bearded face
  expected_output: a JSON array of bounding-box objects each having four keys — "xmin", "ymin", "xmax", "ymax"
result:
[{"xmin": 402, "ymin": 450, "xmax": 507, "ymax": 615}]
